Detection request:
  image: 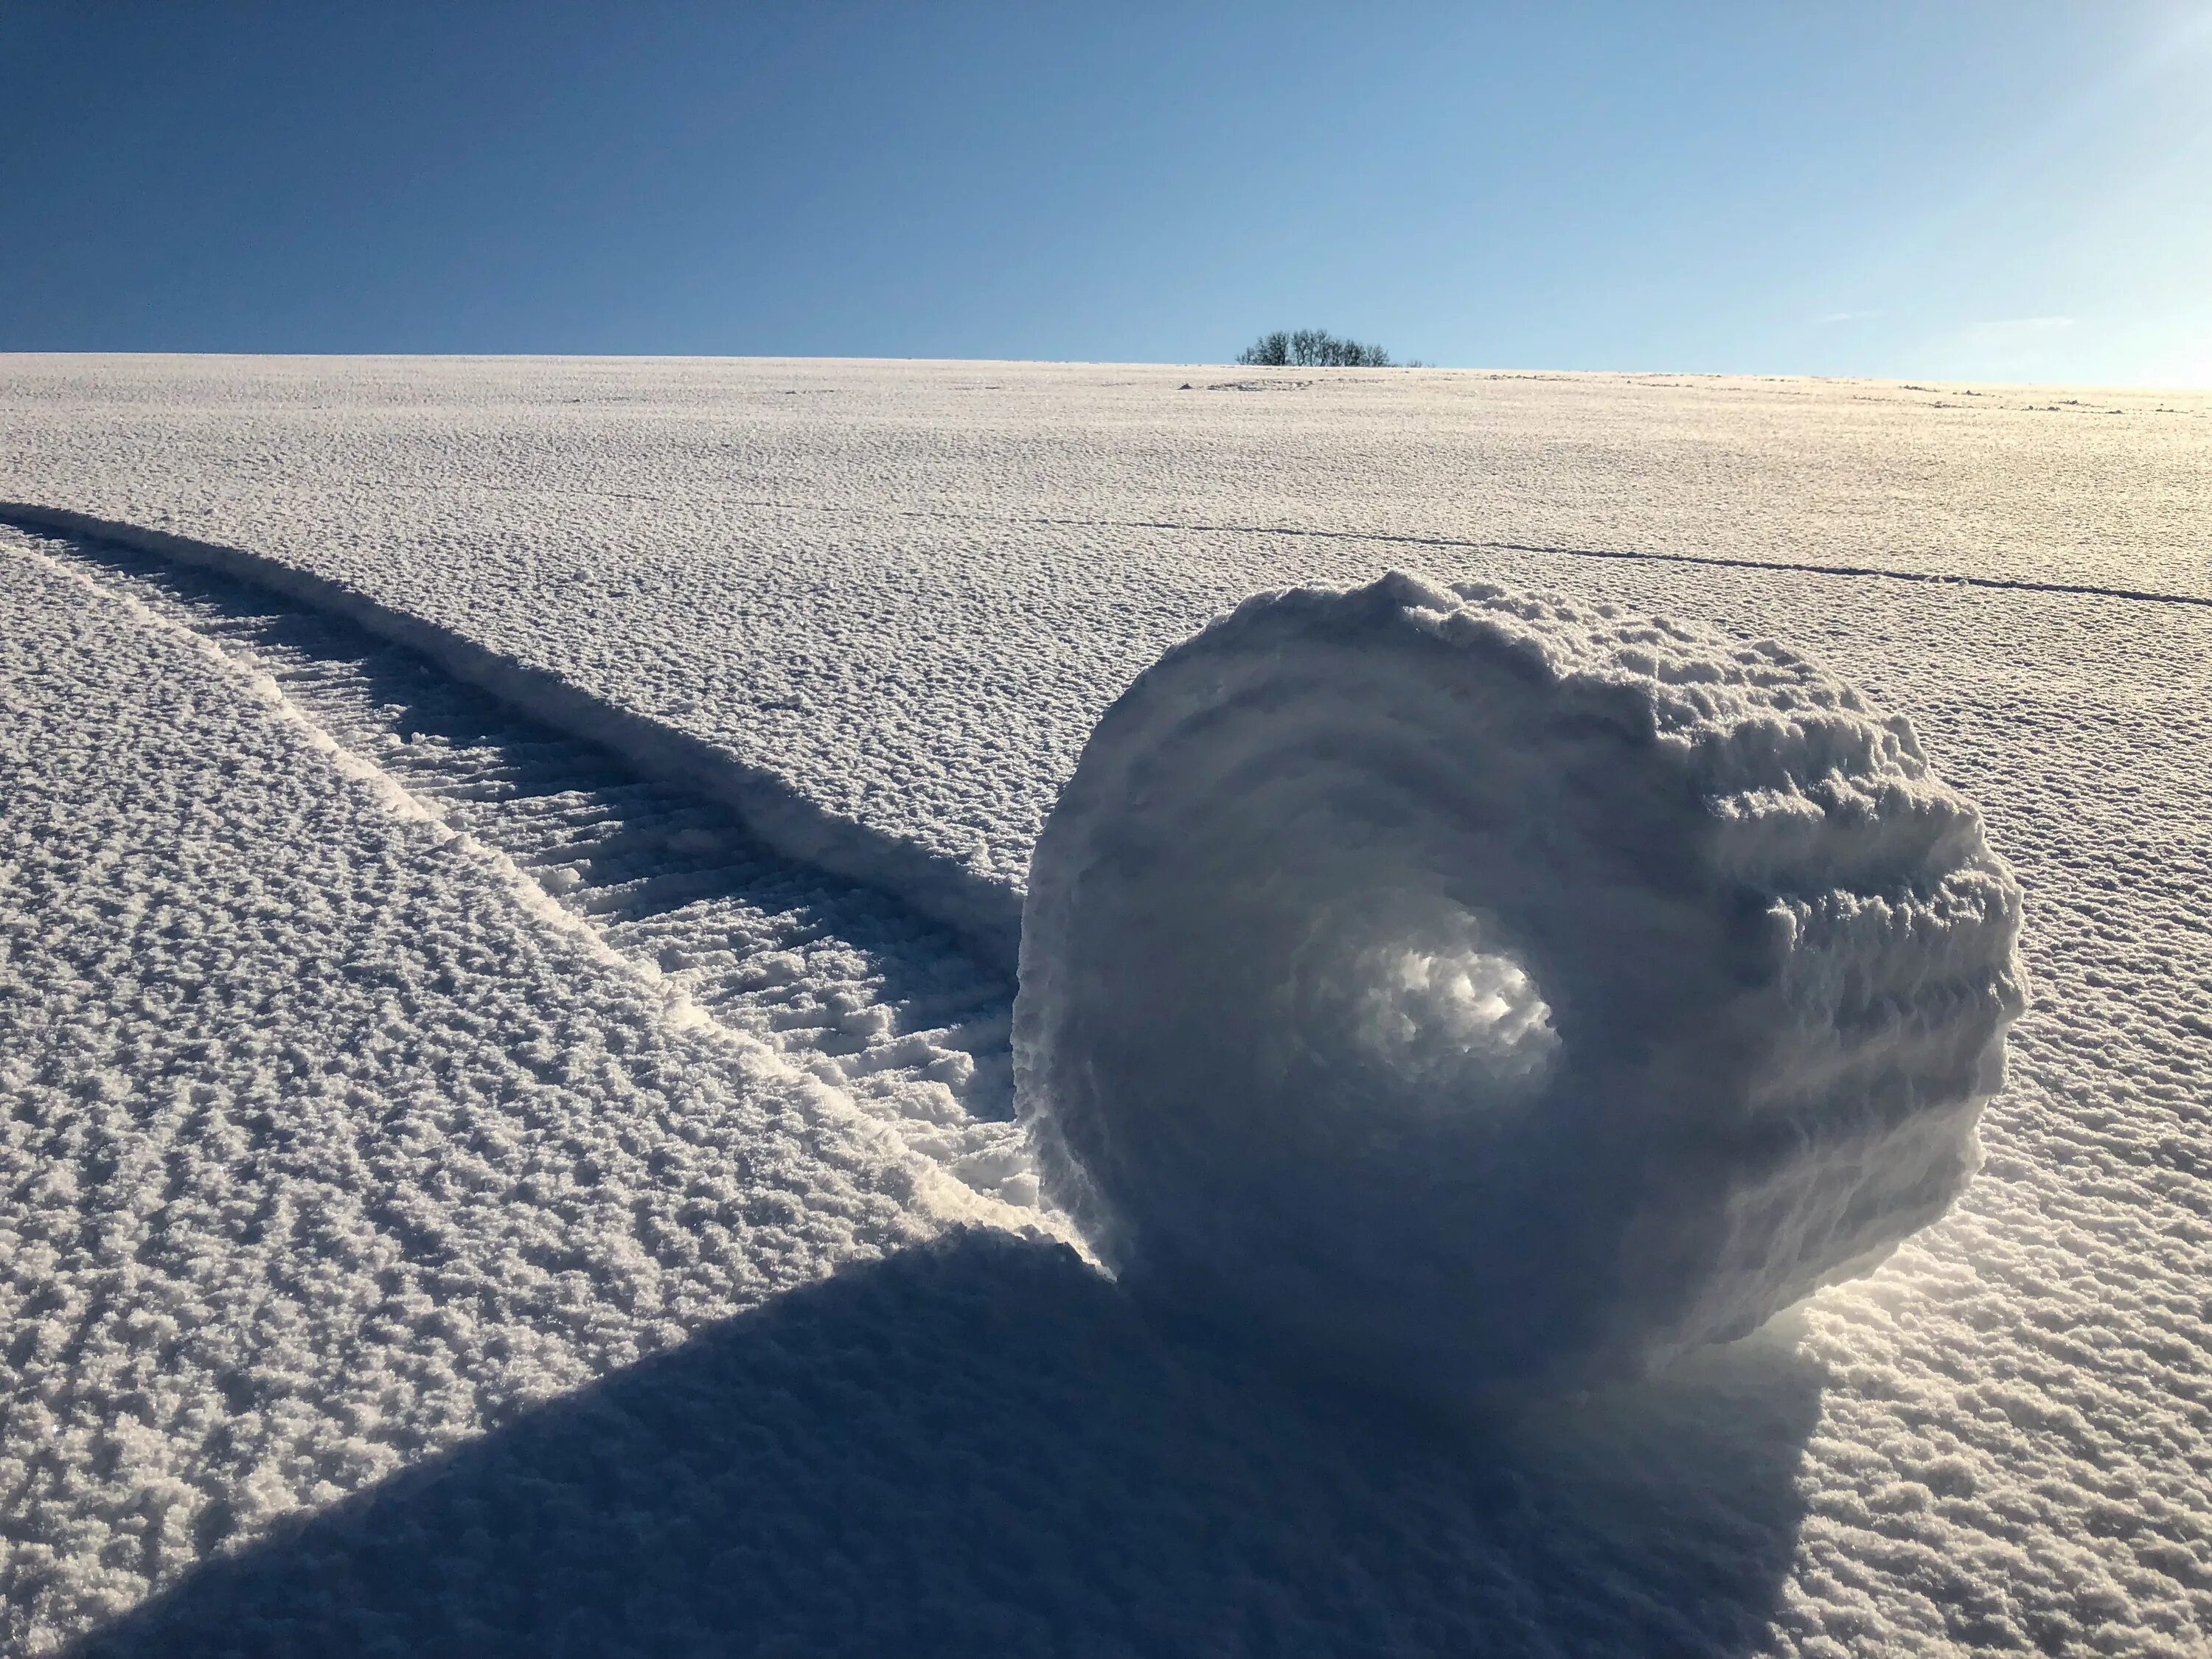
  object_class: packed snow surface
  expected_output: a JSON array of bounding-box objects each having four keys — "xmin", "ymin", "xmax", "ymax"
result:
[
  {"xmin": 1017, "ymin": 574, "xmax": 2026, "ymax": 1394},
  {"xmin": 4, "ymin": 355, "xmax": 2207, "ymax": 950},
  {"xmin": 0, "ymin": 530, "xmax": 977, "ymax": 1649},
  {"xmin": 3, "ymin": 358, "xmax": 2211, "ymax": 1655}
]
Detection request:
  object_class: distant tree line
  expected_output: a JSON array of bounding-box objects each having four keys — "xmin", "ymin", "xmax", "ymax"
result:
[{"xmin": 1235, "ymin": 327, "xmax": 1396, "ymax": 368}]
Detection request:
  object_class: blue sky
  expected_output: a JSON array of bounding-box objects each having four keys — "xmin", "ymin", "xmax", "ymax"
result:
[{"xmin": 4, "ymin": 1, "xmax": 2208, "ymax": 382}]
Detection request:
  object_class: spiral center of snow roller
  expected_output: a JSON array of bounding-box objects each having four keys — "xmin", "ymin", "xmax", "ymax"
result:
[
  {"xmin": 1014, "ymin": 572, "xmax": 2025, "ymax": 1397},
  {"xmin": 1352, "ymin": 918, "xmax": 1558, "ymax": 1082}
]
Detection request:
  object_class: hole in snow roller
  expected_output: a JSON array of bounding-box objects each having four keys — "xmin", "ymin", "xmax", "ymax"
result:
[{"xmin": 1013, "ymin": 571, "xmax": 2026, "ymax": 1397}]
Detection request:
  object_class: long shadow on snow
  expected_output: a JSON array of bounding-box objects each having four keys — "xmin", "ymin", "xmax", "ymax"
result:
[{"xmin": 77, "ymin": 1229, "xmax": 1820, "ymax": 1658}]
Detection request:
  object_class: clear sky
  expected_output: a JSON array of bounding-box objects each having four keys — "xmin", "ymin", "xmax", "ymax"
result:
[{"xmin": 4, "ymin": 1, "xmax": 2208, "ymax": 383}]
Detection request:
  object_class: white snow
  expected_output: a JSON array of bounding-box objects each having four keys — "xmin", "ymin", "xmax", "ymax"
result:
[
  {"xmin": 1015, "ymin": 573, "xmax": 2027, "ymax": 1395},
  {"xmin": 1, "ymin": 356, "xmax": 2205, "ymax": 948},
  {"xmin": 0, "ymin": 531, "xmax": 977, "ymax": 1648},
  {"xmin": 2, "ymin": 357, "xmax": 2209, "ymax": 1655}
]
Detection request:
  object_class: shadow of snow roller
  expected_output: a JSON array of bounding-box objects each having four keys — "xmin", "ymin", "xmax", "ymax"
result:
[{"xmin": 1015, "ymin": 572, "xmax": 2026, "ymax": 1398}]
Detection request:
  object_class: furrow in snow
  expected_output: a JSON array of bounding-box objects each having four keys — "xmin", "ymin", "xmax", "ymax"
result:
[
  {"xmin": 522, "ymin": 493, "xmax": 2212, "ymax": 611},
  {"xmin": 0, "ymin": 503, "xmax": 1026, "ymax": 968},
  {"xmin": 24, "ymin": 526, "xmax": 1046, "ymax": 1223}
]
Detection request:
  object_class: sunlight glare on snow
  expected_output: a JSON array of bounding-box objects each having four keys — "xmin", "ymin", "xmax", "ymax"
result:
[{"xmin": 1349, "ymin": 919, "xmax": 1559, "ymax": 1088}]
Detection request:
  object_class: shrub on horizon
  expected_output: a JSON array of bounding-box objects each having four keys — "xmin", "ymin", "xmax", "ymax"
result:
[{"xmin": 1234, "ymin": 327, "xmax": 1395, "ymax": 368}]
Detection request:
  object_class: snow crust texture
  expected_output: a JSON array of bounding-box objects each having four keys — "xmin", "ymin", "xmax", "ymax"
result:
[
  {"xmin": 0, "ymin": 532, "xmax": 957, "ymax": 1649},
  {"xmin": 2, "ymin": 356, "xmax": 2205, "ymax": 928},
  {"xmin": 2, "ymin": 361, "xmax": 2209, "ymax": 1655},
  {"xmin": 1019, "ymin": 574, "xmax": 2026, "ymax": 1393},
  {"xmin": 35, "ymin": 529, "xmax": 1037, "ymax": 1214}
]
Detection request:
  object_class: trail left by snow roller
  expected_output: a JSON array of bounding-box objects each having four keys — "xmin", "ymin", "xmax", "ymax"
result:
[{"xmin": 1013, "ymin": 571, "xmax": 2026, "ymax": 1397}]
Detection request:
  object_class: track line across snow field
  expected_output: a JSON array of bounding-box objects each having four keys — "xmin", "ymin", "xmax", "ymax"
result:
[
  {"xmin": 5, "ymin": 375, "xmax": 2211, "ymax": 1655},
  {"xmin": 0, "ymin": 517, "xmax": 1849, "ymax": 1659},
  {"xmin": 0, "ymin": 503, "xmax": 1028, "ymax": 969},
  {"xmin": 17, "ymin": 524, "xmax": 1043, "ymax": 1220},
  {"xmin": 467, "ymin": 494, "xmax": 2212, "ymax": 611}
]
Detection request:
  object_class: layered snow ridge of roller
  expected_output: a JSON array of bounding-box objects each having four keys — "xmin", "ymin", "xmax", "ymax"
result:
[{"xmin": 1014, "ymin": 571, "xmax": 2028, "ymax": 1396}]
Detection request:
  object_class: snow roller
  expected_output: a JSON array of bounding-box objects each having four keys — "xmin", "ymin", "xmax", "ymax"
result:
[{"xmin": 1014, "ymin": 572, "xmax": 2025, "ymax": 1396}]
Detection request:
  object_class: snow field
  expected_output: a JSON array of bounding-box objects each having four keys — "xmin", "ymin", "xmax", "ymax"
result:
[
  {"xmin": 0, "ymin": 527, "xmax": 1024, "ymax": 1650},
  {"xmin": 1, "ymin": 357, "xmax": 2208, "ymax": 1653},
  {"xmin": 1017, "ymin": 573, "xmax": 2025, "ymax": 1395},
  {"xmin": 3, "ymin": 357, "xmax": 2207, "ymax": 922},
  {"xmin": 0, "ymin": 523, "xmax": 1857, "ymax": 1658},
  {"xmin": 33, "ymin": 529, "xmax": 1039, "ymax": 1214}
]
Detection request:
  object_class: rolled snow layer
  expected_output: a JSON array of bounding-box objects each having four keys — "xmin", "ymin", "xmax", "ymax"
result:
[{"xmin": 1015, "ymin": 572, "xmax": 2025, "ymax": 1394}]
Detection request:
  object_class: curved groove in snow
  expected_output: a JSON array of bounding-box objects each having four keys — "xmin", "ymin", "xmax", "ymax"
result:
[
  {"xmin": 0, "ymin": 501, "xmax": 1026, "ymax": 972},
  {"xmin": 12, "ymin": 522, "xmax": 1054, "ymax": 1229},
  {"xmin": 10, "ymin": 528, "xmax": 1049, "ymax": 1241}
]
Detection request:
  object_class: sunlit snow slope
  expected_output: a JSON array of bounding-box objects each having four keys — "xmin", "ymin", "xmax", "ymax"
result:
[
  {"xmin": 4, "ymin": 358, "xmax": 2210, "ymax": 1656},
  {"xmin": 0, "ymin": 530, "xmax": 967, "ymax": 1649},
  {"xmin": 4, "ymin": 356, "xmax": 2205, "ymax": 932}
]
